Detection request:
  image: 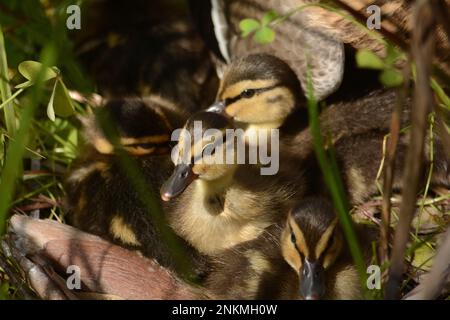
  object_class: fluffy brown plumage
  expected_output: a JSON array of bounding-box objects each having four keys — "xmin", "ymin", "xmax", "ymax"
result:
[
  {"xmin": 65, "ymin": 97, "xmax": 209, "ymax": 280},
  {"xmin": 205, "ymin": 197, "xmax": 376, "ymax": 300}
]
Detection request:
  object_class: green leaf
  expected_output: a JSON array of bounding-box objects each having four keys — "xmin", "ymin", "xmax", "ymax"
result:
[
  {"xmin": 47, "ymin": 79, "xmax": 75, "ymax": 121},
  {"xmin": 47, "ymin": 80, "xmax": 57, "ymax": 121},
  {"xmin": 14, "ymin": 80, "xmax": 34, "ymax": 89},
  {"xmin": 18, "ymin": 60, "xmax": 58, "ymax": 83},
  {"xmin": 254, "ymin": 26, "xmax": 276, "ymax": 44},
  {"xmin": 53, "ymin": 79, "xmax": 75, "ymax": 118},
  {"xmin": 356, "ymin": 49, "xmax": 384, "ymax": 70},
  {"xmin": 64, "ymin": 126, "xmax": 78, "ymax": 158},
  {"xmin": 239, "ymin": 19, "xmax": 260, "ymax": 37},
  {"xmin": 261, "ymin": 10, "xmax": 279, "ymax": 26},
  {"xmin": 380, "ymin": 68, "xmax": 404, "ymax": 88}
]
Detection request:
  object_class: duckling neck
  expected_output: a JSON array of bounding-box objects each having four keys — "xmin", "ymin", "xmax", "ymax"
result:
[
  {"xmin": 195, "ymin": 172, "xmax": 235, "ymax": 214},
  {"xmin": 174, "ymin": 166, "xmax": 269, "ymax": 254}
]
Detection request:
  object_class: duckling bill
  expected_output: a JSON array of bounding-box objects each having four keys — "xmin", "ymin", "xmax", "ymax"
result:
[{"xmin": 161, "ymin": 163, "xmax": 198, "ymax": 201}]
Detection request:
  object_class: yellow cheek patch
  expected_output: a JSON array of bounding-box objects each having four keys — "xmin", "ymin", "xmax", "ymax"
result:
[
  {"xmin": 109, "ymin": 215, "xmax": 141, "ymax": 246},
  {"xmin": 219, "ymin": 79, "xmax": 277, "ymax": 100},
  {"xmin": 225, "ymin": 87, "xmax": 294, "ymax": 124},
  {"xmin": 315, "ymin": 218, "xmax": 339, "ymax": 259},
  {"xmin": 323, "ymin": 232, "xmax": 343, "ymax": 269},
  {"xmin": 281, "ymin": 227, "xmax": 303, "ymax": 273}
]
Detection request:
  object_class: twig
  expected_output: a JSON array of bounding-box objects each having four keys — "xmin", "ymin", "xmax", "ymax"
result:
[
  {"xmin": 435, "ymin": 111, "xmax": 450, "ymax": 159},
  {"xmin": 385, "ymin": 0, "xmax": 437, "ymax": 300},
  {"xmin": 0, "ymin": 242, "xmax": 35, "ymax": 299},
  {"xmin": 380, "ymin": 63, "xmax": 412, "ymax": 267}
]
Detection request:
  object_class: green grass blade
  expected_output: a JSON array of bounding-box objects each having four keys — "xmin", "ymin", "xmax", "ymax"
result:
[
  {"xmin": 306, "ymin": 71, "xmax": 369, "ymax": 297},
  {"xmin": 0, "ymin": 25, "xmax": 17, "ymax": 136}
]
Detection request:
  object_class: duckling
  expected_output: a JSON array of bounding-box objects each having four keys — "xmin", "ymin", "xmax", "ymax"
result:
[
  {"xmin": 160, "ymin": 111, "xmax": 319, "ymax": 255},
  {"xmin": 205, "ymin": 197, "xmax": 375, "ymax": 300},
  {"xmin": 210, "ymin": 54, "xmax": 407, "ymax": 145},
  {"xmin": 208, "ymin": 54, "xmax": 449, "ymax": 204},
  {"xmin": 65, "ymin": 96, "xmax": 208, "ymax": 279},
  {"xmin": 281, "ymin": 197, "xmax": 374, "ymax": 300}
]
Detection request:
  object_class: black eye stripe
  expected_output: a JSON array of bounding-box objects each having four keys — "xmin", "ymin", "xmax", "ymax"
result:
[{"xmin": 224, "ymin": 84, "xmax": 279, "ymax": 106}]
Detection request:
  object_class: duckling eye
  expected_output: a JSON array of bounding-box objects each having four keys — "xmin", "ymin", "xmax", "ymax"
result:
[
  {"xmin": 290, "ymin": 233, "xmax": 296, "ymax": 244},
  {"xmin": 180, "ymin": 170, "xmax": 189, "ymax": 178},
  {"xmin": 240, "ymin": 89, "xmax": 256, "ymax": 99}
]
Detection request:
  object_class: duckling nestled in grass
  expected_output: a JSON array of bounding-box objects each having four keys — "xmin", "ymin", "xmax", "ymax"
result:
[
  {"xmin": 206, "ymin": 197, "xmax": 376, "ymax": 300},
  {"xmin": 65, "ymin": 96, "xmax": 208, "ymax": 278}
]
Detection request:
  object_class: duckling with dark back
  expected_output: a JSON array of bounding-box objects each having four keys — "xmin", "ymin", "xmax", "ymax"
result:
[
  {"xmin": 65, "ymin": 97, "xmax": 209, "ymax": 279},
  {"xmin": 210, "ymin": 53, "xmax": 449, "ymax": 205},
  {"xmin": 205, "ymin": 197, "xmax": 376, "ymax": 300}
]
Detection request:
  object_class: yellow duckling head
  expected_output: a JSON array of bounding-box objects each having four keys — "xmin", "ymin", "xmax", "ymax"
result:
[
  {"xmin": 160, "ymin": 111, "xmax": 237, "ymax": 201},
  {"xmin": 209, "ymin": 53, "xmax": 306, "ymax": 131}
]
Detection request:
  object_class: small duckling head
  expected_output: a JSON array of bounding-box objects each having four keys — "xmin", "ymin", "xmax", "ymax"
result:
[
  {"xmin": 281, "ymin": 198, "xmax": 343, "ymax": 300},
  {"xmin": 160, "ymin": 111, "xmax": 237, "ymax": 201},
  {"xmin": 83, "ymin": 97, "xmax": 172, "ymax": 156},
  {"xmin": 210, "ymin": 54, "xmax": 305, "ymax": 130}
]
